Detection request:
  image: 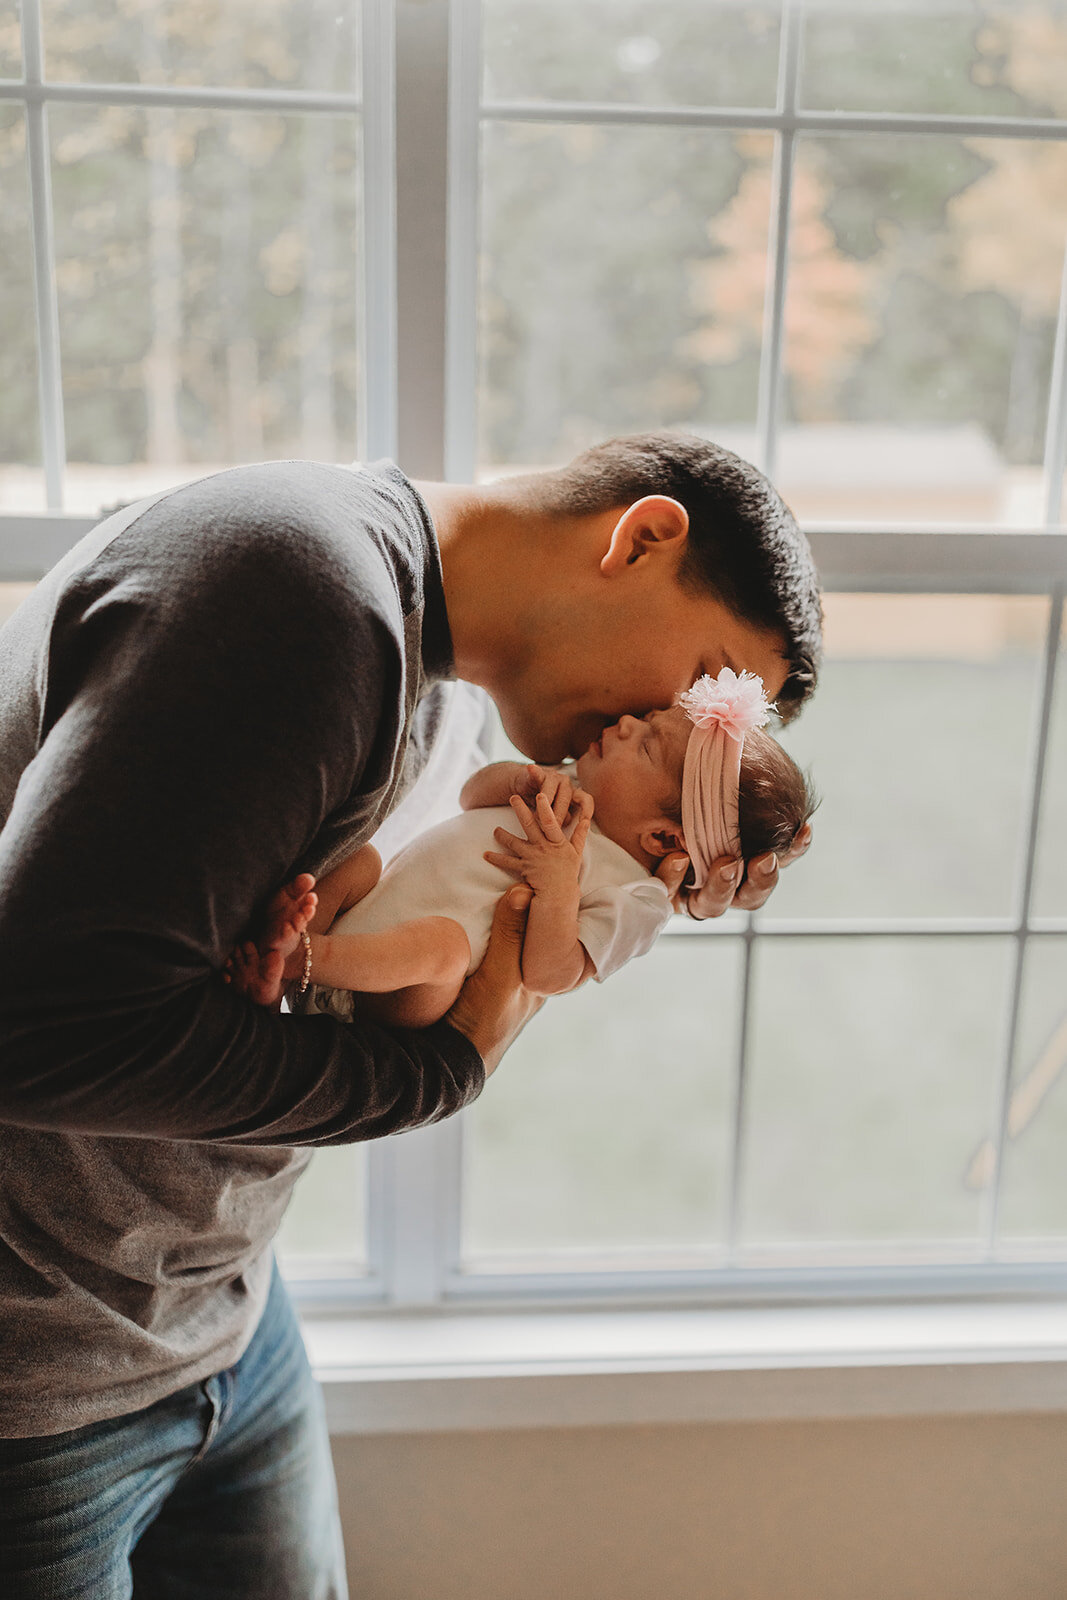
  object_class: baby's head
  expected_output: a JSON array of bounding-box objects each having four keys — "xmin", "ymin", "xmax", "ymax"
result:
[{"xmin": 574, "ymin": 670, "xmax": 815, "ymax": 881}]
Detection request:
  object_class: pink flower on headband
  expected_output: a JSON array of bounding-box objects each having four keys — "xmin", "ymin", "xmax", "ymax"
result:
[{"xmin": 677, "ymin": 668, "xmax": 773, "ymax": 742}]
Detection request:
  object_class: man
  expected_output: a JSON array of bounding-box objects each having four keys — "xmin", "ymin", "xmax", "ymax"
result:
[{"xmin": 0, "ymin": 432, "xmax": 820, "ymax": 1596}]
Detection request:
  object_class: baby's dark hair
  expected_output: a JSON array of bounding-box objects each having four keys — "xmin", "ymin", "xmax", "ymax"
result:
[{"xmin": 737, "ymin": 728, "xmax": 818, "ymax": 861}]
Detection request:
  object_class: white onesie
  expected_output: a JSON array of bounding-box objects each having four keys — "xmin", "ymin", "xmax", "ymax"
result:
[{"xmin": 307, "ymin": 806, "xmax": 673, "ymax": 1020}]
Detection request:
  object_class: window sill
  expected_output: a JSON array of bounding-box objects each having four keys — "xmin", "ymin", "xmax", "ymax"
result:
[{"xmin": 301, "ymin": 1299, "xmax": 1067, "ymax": 1436}]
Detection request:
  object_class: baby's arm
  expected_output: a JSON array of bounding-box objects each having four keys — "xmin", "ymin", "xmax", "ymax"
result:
[
  {"xmin": 484, "ymin": 789, "xmax": 596, "ymax": 996},
  {"xmin": 461, "ymin": 761, "xmax": 582, "ymax": 828}
]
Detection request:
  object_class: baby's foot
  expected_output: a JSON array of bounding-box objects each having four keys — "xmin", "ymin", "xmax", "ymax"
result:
[
  {"xmin": 225, "ymin": 941, "xmax": 286, "ymax": 1008},
  {"xmin": 224, "ymin": 874, "xmax": 318, "ymax": 1009},
  {"xmin": 261, "ymin": 873, "xmax": 318, "ymax": 963}
]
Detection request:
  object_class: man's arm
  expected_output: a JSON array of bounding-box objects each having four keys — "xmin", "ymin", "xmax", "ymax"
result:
[{"xmin": 0, "ymin": 497, "xmax": 500, "ymax": 1146}]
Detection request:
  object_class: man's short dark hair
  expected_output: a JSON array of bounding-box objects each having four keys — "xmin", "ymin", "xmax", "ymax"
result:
[{"xmin": 526, "ymin": 431, "xmax": 822, "ymax": 722}]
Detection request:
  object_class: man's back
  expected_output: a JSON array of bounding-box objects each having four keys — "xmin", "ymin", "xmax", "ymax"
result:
[{"xmin": 0, "ymin": 461, "xmax": 483, "ymax": 1437}]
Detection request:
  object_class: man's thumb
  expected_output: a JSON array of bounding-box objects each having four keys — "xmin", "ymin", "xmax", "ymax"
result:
[{"xmin": 481, "ymin": 884, "xmax": 531, "ymax": 966}]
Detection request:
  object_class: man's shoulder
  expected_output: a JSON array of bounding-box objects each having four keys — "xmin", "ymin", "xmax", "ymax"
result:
[{"xmin": 93, "ymin": 461, "xmax": 430, "ymax": 634}]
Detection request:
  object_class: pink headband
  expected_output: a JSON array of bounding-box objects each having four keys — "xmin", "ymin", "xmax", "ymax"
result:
[{"xmin": 678, "ymin": 669, "xmax": 773, "ymax": 889}]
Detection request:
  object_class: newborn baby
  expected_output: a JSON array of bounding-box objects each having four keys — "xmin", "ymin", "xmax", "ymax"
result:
[{"xmin": 226, "ymin": 670, "xmax": 815, "ymax": 1026}]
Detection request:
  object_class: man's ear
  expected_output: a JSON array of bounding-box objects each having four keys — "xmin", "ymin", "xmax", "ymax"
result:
[
  {"xmin": 639, "ymin": 819, "xmax": 687, "ymax": 861},
  {"xmin": 600, "ymin": 495, "xmax": 689, "ymax": 576}
]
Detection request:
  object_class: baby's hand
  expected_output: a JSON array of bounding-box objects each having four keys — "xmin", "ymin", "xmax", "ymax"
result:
[
  {"xmin": 484, "ymin": 786, "xmax": 593, "ymax": 898},
  {"xmin": 461, "ymin": 761, "xmax": 587, "ymax": 837}
]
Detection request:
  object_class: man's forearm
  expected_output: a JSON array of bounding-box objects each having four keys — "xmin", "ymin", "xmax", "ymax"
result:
[{"xmin": 0, "ymin": 976, "xmax": 484, "ymax": 1145}]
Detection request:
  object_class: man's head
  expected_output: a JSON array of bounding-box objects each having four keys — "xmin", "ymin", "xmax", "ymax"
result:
[
  {"xmin": 437, "ymin": 431, "xmax": 822, "ymax": 763},
  {"xmin": 531, "ymin": 431, "xmax": 822, "ymax": 715}
]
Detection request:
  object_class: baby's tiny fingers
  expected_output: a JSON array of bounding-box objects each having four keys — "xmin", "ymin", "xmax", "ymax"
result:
[
  {"xmin": 484, "ymin": 851, "xmax": 525, "ymax": 878},
  {"xmin": 509, "ymin": 793, "xmax": 544, "ymax": 843},
  {"xmin": 535, "ymin": 792, "xmax": 565, "ymax": 839}
]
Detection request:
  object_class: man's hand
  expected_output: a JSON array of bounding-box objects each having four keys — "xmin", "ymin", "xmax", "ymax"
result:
[
  {"xmin": 655, "ymin": 822, "xmax": 813, "ymax": 919},
  {"xmin": 445, "ymin": 885, "xmax": 542, "ymax": 1076}
]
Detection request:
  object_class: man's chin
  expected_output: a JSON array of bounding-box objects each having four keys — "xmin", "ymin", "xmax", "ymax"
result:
[{"xmin": 497, "ymin": 714, "xmax": 573, "ymax": 766}]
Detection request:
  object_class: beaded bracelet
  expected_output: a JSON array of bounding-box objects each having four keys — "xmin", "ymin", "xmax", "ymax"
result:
[{"xmin": 298, "ymin": 929, "xmax": 313, "ymax": 995}]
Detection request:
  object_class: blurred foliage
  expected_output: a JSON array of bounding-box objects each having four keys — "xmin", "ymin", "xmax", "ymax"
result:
[
  {"xmin": 479, "ymin": 0, "xmax": 1067, "ymax": 467},
  {"xmin": 1, "ymin": 0, "xmax": 361, "ymax": 470},
  {"xmin": 1, "ymin": 1, "xmax": 1066, "ymax": 485}
]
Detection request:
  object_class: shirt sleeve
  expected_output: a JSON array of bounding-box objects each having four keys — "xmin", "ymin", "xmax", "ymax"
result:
[
  {"xmin": 0, "ymin": 496, "xmax": 484, "ymax": 1145},
  {"xmin": 577, "ymin": 879, "xmax": 674, "ymax": 982}
]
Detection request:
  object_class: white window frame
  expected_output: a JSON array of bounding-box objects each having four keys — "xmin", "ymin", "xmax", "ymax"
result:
[{"xmin": 3, "ymin": 0, "xmax": 1067, "ymax": 1315}]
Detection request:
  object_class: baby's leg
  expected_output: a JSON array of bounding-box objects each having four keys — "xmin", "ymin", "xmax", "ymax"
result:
[
  {"xmin": 320, "ymin": 916, "xmax": 470, "ymax": 1027},
  {"xmin": 308, "ymin": 845, "xmax": 382, "ymax": 933},
  {"xmin": 359, "ymin": 972, "xmax": 467, "ymax": 1030},
  {"xmin": 304, "ymin": 915, "xmax": 471, "ymax": 1005}
]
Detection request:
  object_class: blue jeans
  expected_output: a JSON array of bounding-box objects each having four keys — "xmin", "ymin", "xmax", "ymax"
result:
[{"xmin": 0, "ymin": 1261, "xmax": 348, "ymax": 1599}]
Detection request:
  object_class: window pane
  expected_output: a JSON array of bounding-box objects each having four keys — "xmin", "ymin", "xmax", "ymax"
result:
[
  {"xmin": 461, "ymin": 934, "xmax": 743, "ymax": 1267},
  {"xmin": 42, "ymin": 0, "xmax": 361, "ymax": 94},
  {"xmin": 776, "ymin": 135, "xmax": 1067, "ymax": 525},
  {"xmin": 0, "ymin": 106, "xmax": 44, "ymax": 514},
  {"xmin": 482, "ymin": 0, "xmax": 782, "ymax": 108},
  {"xmin": 739, "ymin": 936, "xmax": 1014, "ymax": 1260},
  {"xmin": 769, "ymin": 594, "xmax": 1049, "ymax": 920},
  {"xmin": 995, "ymin": 937, "xmax": 1067, "ymax": 1249},
  {"xmin": 275, "ymin": 1147, "xmax": 369, "ymax": 1278},
  {"xmin": 49, "ymin": 105, "xmax": 361, "ymax": 515},
  {"xmin": 0, "ymin": 6, "xmax": 20, "ymax": 78},
  {"xmin": 801, "ymin": 0, "xmax": 1067, "ymax": 120},
  {"xmin": 1031, "ymin": 607, "xmax": 1067, "ymax": 918},
  {"xmin": 478, "ymin": 123, "xmax": 773, "ymax": 471}
]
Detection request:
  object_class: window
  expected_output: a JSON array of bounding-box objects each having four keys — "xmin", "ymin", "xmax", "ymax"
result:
[{"xmin": 3, "ymin": 0, "xmax": 1066, "ymax": 1307}]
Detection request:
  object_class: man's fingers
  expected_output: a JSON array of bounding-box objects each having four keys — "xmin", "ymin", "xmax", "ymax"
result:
[
  {"xmin": 779, "ymin": 822, "xmax": 812, "ymax": 867},
  {"xmin": 733, "ymin": 851, "xmax": 779, "ymax": 912},
  {"xmin": 683, "ymin": 858, "xmax": 743, "ymax": 921},
  {"xmin": 653, "ymin": 850, "xmax": 690, "ymax": 911}
]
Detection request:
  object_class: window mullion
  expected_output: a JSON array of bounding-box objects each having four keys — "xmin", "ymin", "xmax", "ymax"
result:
[
  {"xmin": 394, "ymin": 0, "xmax": 450, "ymax": 479},
  {"xmin": 1042, "ymin": 230, "xmax": 1067, "ymax": 525},
  {"xmin": 755, "ymin": 0, "xmax": 802, "ymax": 481},
  {"xmin": 385, "ymin": 0, "xmax": 461, "ymax": 1308},
  {"xmin": 360, "ymin": 0, "xmax": 397, "ymax": 461},
  {"xmin": 20, "ymin": 0, "xmax": 65, "ymax": 511},
  {"xmin": 381, "ymin": 1119, "xmax": 462, "ymax": 1307},
  {"xmin": 984, "ymin": 585, "xmax": 1065, "ymax": 1256},
  {"xmin": 443, "ymin": 0, "xmax": 481, "ymax": 483}
]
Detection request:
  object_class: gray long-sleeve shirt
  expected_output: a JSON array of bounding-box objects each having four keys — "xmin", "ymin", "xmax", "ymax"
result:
[{"xmin": 0, "ymin": 460, "xmax": 485, "ymax": 1436}]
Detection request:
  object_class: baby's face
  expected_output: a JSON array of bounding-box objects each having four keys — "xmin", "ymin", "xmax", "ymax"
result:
[{"xmin": 574, "ymin": 705, "xmax": 691, "ymax": 861}]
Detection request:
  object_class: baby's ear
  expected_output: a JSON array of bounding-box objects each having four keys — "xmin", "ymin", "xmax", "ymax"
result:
[{"xmin": 640, "ymin": 821, "xmax": 687, "ymax": 861}]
